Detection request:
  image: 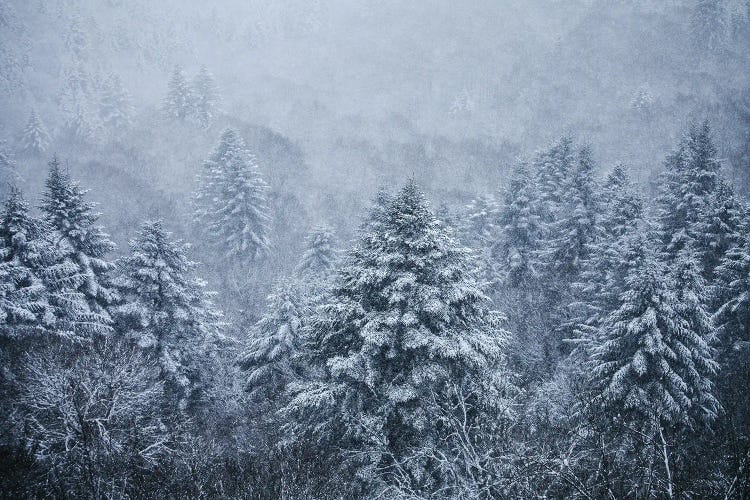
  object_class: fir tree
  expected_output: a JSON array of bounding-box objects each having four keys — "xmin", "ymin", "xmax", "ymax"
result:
[
  {"xmin": 494, "ymin": 162, "xmax": 542, "ymax": 288},
  {"xmin": 18, "ymin": 110, "xmax": 51, "ymax": 155},
  {"xmin": 239, "ymin": 278, "xmax": 310, "ymax": 399},
  {"xmin": 191, "ymin": 65, "xmax": 219, "ymax": 128},
  {"xmin": 697, "ymin": 178, "xmax": 745, "ymax": 282},
  {"xmin": 534, "ymin": 136, "xmax": 575, "ymax": 223},
  {"xmin": 540, "ymin": 145, "xmax": 601, "ymax": 285},
  {"xmin": 0, "ymin": 188, "xmax": 47, "ymax": 339},
  {"xmin": 193, "ymin": 129, "xmax": 271, "ymax": 264},
  {"xmin": 165, "ymin": 65, "xmax": 192, "ymax": 121},
  {"xmin": 657, "ymin": 122, "xmax": 732, "ymax": 280},
  {"xmin": 99, "ymin": 74, "xmax": 132, "ymax": 132},
  {"xmin": 0, "ymin": 140, "xmax": 18, "ymax": 198},
  {"xmin": 1, "ymin": 186, "xmax": 104, "ymax": 340},
  {"xmin": 591, "ymin": 234, "xmax": 718, "ymax": 428},
  {"xmin": 461, "ymin": 195, "xmax": 499, "ymax": 249},
  {"xmin": 114, "ymin": 220, "xmax": 224, "ymax": 408},
  {"xmin": 41, "ymin": 158, "xmax": 116, "ymax": 318},
  {"xmin": 573, "ymin": 165, "xmax": 644, "ymax": 340},
  {"xmin": 714, "ymin": 228, "xmax": 750, "ymax": 351},
  {"xmin": 294, "ymin": 225, "xmax": 337, "ymax": 280},
  {"xmin": 284, "ymin": 182, "xmax": 511, "ymax": 489}
]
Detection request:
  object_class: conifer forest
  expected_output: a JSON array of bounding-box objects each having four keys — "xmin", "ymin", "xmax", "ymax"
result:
[{"xmin": 2, "ymin": 1, "xmax": 750, "ymax": 498}]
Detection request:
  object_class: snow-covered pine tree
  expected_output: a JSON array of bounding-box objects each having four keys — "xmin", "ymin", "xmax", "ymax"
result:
[
  {"xmin": 0, "ymin": 140, "xmax": 19, "ymax": 198},
  {"xmin": 41, "ymin": 157, "xmax": 116, "ymax": 319},
  {"xmin": 573, "ymin": 165, "xmax": 644, "ymax": 341},
  {"xmin": 99, "ymin": 74, "xmax": 132, "ymax": 132},
  {"xmin": 294, "ymin": 225, "xmax": 337, "ymax": 280},
  {"xmin": 114, "ymin": 220, "xmax": 224, "ymax": 409},
  {"xmin": 534, "ymin": 136, "xmax": 575, "ymax": 223},
  {"xmin": 494, "ymin": 162, "xmax": 542, "ymax": 288},
  {"xmin": 591, "ymin": 233, "xmax": 718, "ymax": 428},
  {"xmin": 460, "ymin": 195, "xmax": 499, "ymax": 249},
  {"xmin": 284, "ymin": 181, "xmax": 511, "ymax": 490},
  {"xmin": 18, "ymin": 110, "xmax": 51, "ymax": 155},
  {"xmin": 714, "ymin": 226, "xmax": 750, "ymax": 352},
  {"xmin": 165, "ymin": 65, "xmax": 192, "ymax": 121},
  {"xmin": 191, "ymin": 65, "xmax": 219, "ymax": 128},
  {"xmin": 0, "ymin": 188, "xmax": 47, "ymax": 340},
  {"xmin": 1, "ymin": 186, "xmax": 104, "ymax": 340},
  {"xmin": 239, "ymin": 278, "xmax": 310, "ymax": 399},
  {"xmin": 538, "ymin": 144, "xmax": 601, "ymax": 314},
  {"xmin": 697, "ymin": 177, "xmax": 745, "ymax": 282},
  {"xmin": 657, "ymin": 122, "xmax": 733, "ymax": 280},
  {"xmin": 193, "ymin": 129, "xmax": 271, "ymax": 264}
]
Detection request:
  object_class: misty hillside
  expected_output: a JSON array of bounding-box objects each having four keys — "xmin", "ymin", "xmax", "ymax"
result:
[{"xmin": 1, "ymin": 0, "xmax": 750, "ymax": 498}]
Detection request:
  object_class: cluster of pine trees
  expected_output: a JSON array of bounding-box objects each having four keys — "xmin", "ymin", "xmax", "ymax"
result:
[{"xmin": 1, "ymin": 122, "xmax": 750, "ymax": 498}]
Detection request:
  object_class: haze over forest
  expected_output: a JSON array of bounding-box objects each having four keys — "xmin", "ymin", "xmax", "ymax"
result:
[{"xmin": 1, "ymin": 0, "xmax": 750, "ymax": 498}]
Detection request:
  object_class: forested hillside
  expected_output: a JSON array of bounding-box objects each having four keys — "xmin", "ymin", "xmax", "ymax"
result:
[{"xmin": 1, "ymin": 0, "xmax": 750, "ymax": 498}]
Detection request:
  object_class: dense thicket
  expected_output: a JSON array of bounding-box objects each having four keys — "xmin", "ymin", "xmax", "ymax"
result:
[{"xmin": 2, "ymin": 122, "xmax": 750, "ymax": 498}]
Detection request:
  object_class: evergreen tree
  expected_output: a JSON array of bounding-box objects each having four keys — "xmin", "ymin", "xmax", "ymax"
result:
[
  {"xmin": 657, "ymin": 122, "xmax": 732, "ymax": 280},
  {"xmin": 574, "ymin": 165, "xmax": 644, "ymax": 340},
  {"xmin": 18, "ymin": 110, "xmax": 51, "ymax": 155},
  {"xmin": 1, "ymin": 186, "xmax": 104, "ymax": 340},
  {"xmin": 165, "ymin": 65, "xmax": 192, "ymax": 121},
  {"xmin": 114, "ymin": 220, "xmax": 224, "ymax": 409},
  {"xmin": 0, "ymin": 140, "xmax": 18, "ymax": 198},
  {"xmin": 294, "ymin": 225, "xmax": 337, "ymax": 280},
  {"xmin": 534, "ymin": 136, "xmax": 575, "ymax": 223},
  {"xmin": 284, "ymin": 182, "xmax": 511, "ymax": 490},
  {"xmin": 191, "ymin": 65, "xmax": 219, "ymax": 128},
  {"xmin": 0, "ymin": 188, "xmax": 47, "ymax": 339},
  {"xmin": 539, "ymin": 145, "xmax": 601, "ymax": 288},
  {"xmin": 194, "ymin": 129, "xmax": 271, "ymax": 264},
  {"xmin": 99, "ymin": 74, "xmax": 132, "ymax": 132},
  {"xmin": 41, "ymin": 158, "xmax": 116, "ymax": 318},
  {"xmin": 494, "ymin": 162, "xmax": 542, "ymax": 288},
  {"xmin": 697, "ymin": 178, "xmax": 745, "ymax": 281},
  {"xmin": 239, "ymin": 279, "xmax": 310, "ymax": 399},
  {"xmin": 460, "ymin": 195, "xmax": 499, "ymax": 249},
  {"xmin": 591, "ymin": 234, "xmax": 718, "ymax": 428},
  {"xmin": 714, "ymin": 227, "xmax": 750, "ymax": 351}
]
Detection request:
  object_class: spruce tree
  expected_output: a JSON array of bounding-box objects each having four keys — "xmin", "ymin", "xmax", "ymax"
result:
[
  {"xmin": 591, "ymin": 234, "xmax": 718, "ymax": 428},
  {"xmin": 494, "ymin": 162, "xmax": 542, "ymax": 288},
  {"xmin": 99, "ymin": 74, "xmax": 132, "ymax": 132},
  {"xmin": 1, "ymin": 187, "xmax": 104, "ymax": 340},
  {"xmin": 0, "ymin": 188, "xmax": 47, "ymax": 339},
  {"xmin": 0, "ymin": 140, "xmax": 18, "ymax": 198},
  {"xmin": 657, "ymin": 122, "xmax": 734, "ymax": 280},
  {"xmin": 541, "ymin": 146, "xmax": 600, "ymax": 283},
  {"xmin": 165, "ymin": 65, "xmax": 192, "ymax": 121},
  {"xmin": 534, "ymin": 136, "xmax": 575, "ymax": 223},
  {"xmin": 239, "ymin": 278, "xmax": 310, "ymax": 399},
  {"xmin": 114, "ymin": 220, "xmax": 224, "ymax": 409},
  {"xmin": 18, "ymin": 110, "xmax": 51, "ymax": 155},
  {"xmin": 284, "ymin": 181, "xmax": 510, "ymax": 489},
  {"xmin": 460, "ymin": 195, "xmax": 499, "ymax": 249},
  {"xmin": 193, "ymin": 129, "xmax": 271, "ymax": 264},
  {"xmin": 191, "ymin": 65, "xmax": 219, "ymax": 128},
  {"xmin": 41, "ymin": 158, "xmax": 116, "ymax": 318},
  {"xmin": 294, "ymin": 225, "xmax": 337, "ymax": 280},
  {"xmin": 574, "ymin": 165, "xmax": 644, "ymax": 339}
]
